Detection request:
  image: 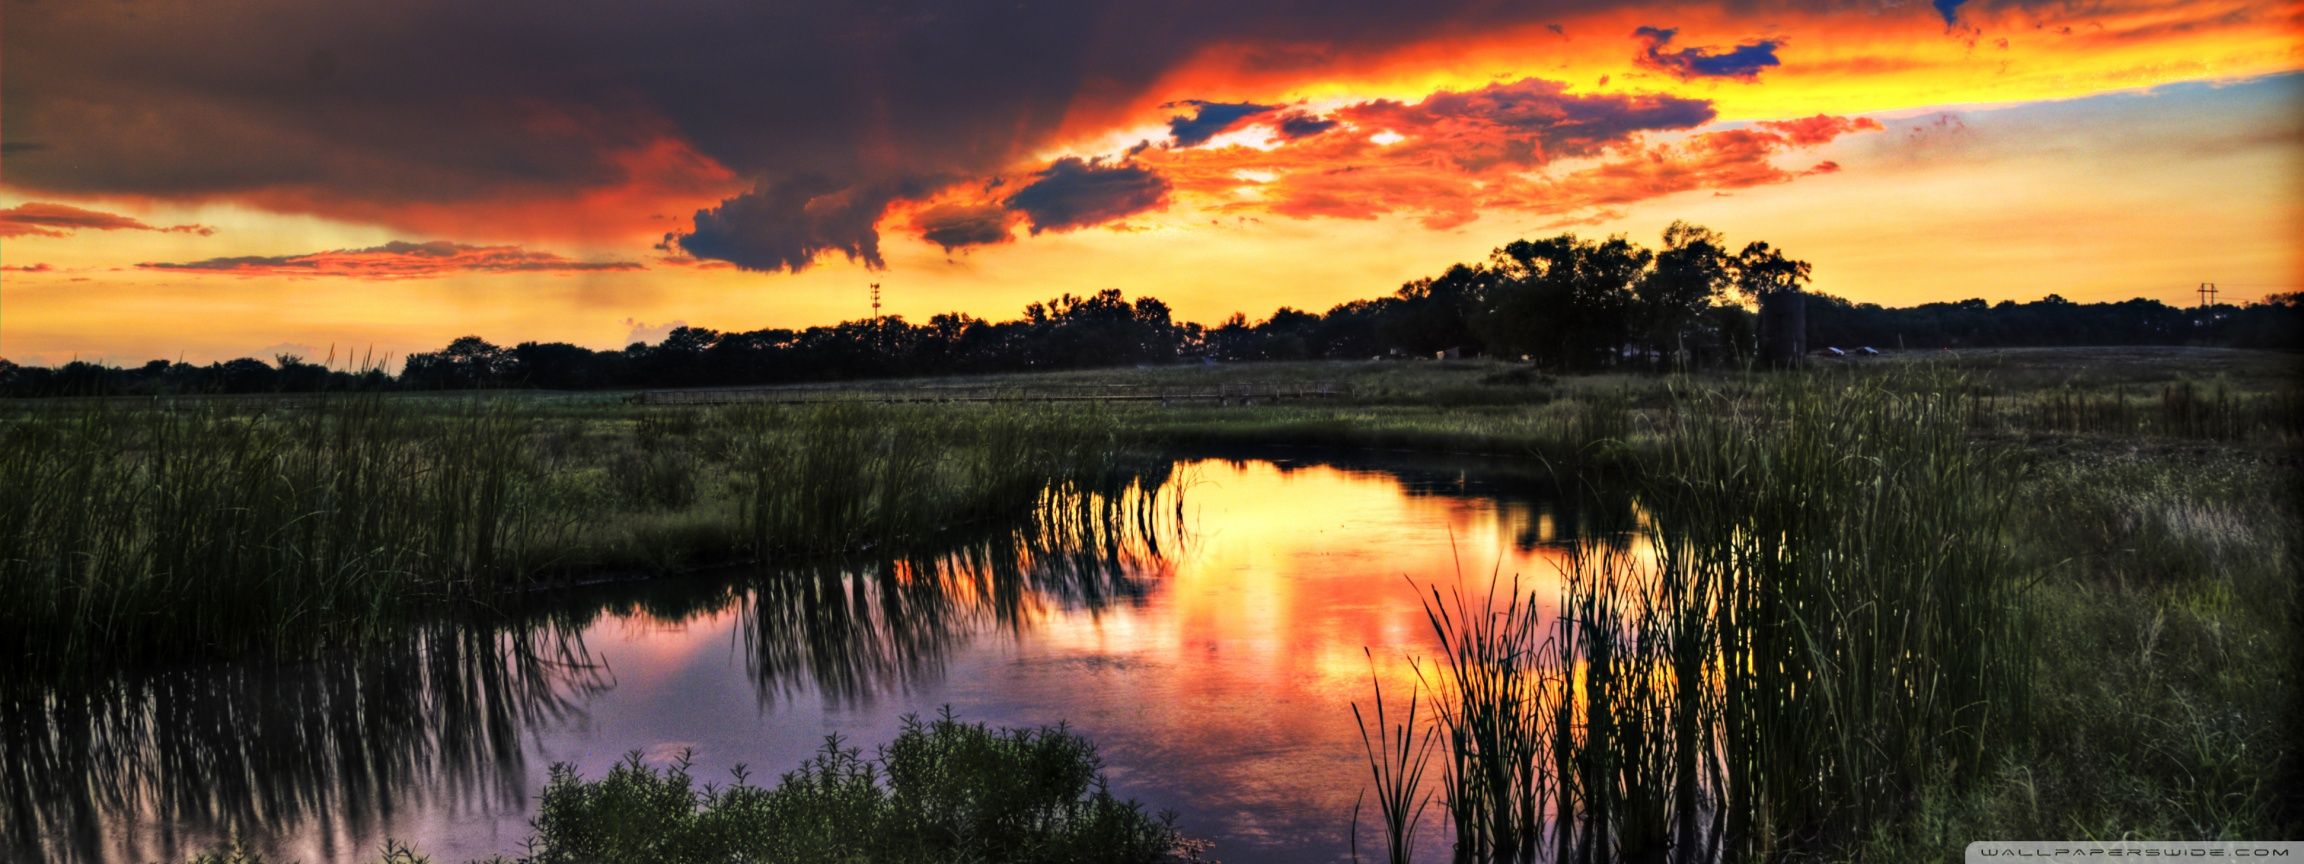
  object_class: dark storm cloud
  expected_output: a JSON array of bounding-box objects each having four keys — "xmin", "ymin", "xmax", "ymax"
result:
[
  {"xmin": 1166, "ymin": 100, "xmax": 1279, "ymax": 146},
  {"xmin": 1633, "ymin": 27, "xmax": 1782, "ymax": 81},
  {"xmin": 1275, "ymin": 111, "xmax": 1341, "ymax": 139},
  {"xmin": 673, "ymin": 177, "xmax": 927, "ymax": 272},
  {"xmin": 1933, "ymin": 0, "xmax": 1969, "ymax": 25},
  {"xmin": 1003, "ymin": 158, "xmax": 1171, "ymax": 234},
  {"xmin": 913, "ymin": 202, "xmax": 1018, "ymax": 250},
  {"xmin": 2, "ymin": 0, "xmax": 1623, "ymax": 274}
]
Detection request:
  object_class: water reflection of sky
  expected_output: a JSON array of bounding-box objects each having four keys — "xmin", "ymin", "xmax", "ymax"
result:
[{"xmin": 4, "ymin": 456, "xmax": 1633, "ymax": 864}]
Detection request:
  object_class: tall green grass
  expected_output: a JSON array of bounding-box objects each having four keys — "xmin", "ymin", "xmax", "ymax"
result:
[
  {"xmin": 0, "ymin": 396, "xmax": 564, "ymax": 679},
  {"xmin": 1657, "ymin": 374, "xmax": 2030, "ymax": 857},
  {"xmin": 1860, "ymin": 449, "xmax": 2300, "ymax": 853},
  {"xmin": 1353, "ymin": 646, "xmax": 1439, "ymax": 864},
  {"xmin": 0, "ymin": 395, "xmax": 1139, "ymax": 682},
  {"xmin": 1372, "ymin": 371, "xmax": 2035, "ymax": 862},
  {"xmin": 723, "ymin": 401, "xmax": 1130, "ymax": 557}
]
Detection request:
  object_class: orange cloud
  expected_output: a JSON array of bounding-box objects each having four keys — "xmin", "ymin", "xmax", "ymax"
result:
[
  {"xmin": 137, "ymin": 241, "xmax": 643, "ymax": 279},
  {"xmin": 232, "ymin": 135, "xmax": 743, "ymax": 247},
  {"xmin": 1117, "ymin": 0, "xmax": 2296, "ymax": 144},
  {"xmin": 1521, "ymin": 130, "xmax": 1808, "ymax": 208},
  {"xmin": 1114, "ymin": 77, "xmax": 1882, "ymax": 231},
  {"xmin": 1759, "ymin": 115, "xmax": 1886, "ymax": 146},
  {"xmin": 0, "ymin": 202, "xmax": 214, "ymax": 238}
]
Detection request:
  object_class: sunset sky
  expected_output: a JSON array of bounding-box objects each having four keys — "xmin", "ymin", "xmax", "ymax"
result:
[{"xmin": 3, "ymin": 0, "xmax": 2299, "ymax": 365}]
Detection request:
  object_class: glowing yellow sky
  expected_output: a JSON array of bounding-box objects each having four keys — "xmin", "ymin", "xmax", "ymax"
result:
[{"xmin": 2, "ymin": 0, "xmax": 2299, "ymax": 365}]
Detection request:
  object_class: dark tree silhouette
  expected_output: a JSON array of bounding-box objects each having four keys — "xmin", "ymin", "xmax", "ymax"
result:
[{"xmin": 1636, "ymin": 221, "xmax": 1734, "ymax": 367}]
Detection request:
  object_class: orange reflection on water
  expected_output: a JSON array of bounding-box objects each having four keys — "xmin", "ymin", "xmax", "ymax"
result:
[{"xmin": 1015, "ymin": 458, "xmax": 1604, "ymax": 855}]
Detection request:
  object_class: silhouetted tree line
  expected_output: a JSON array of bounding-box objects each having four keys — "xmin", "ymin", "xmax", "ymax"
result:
[
  {"xmin": 4, "ymin": 224, "xmax": 2297, "ymax": 397},
  {"xmin": 0, "ymin": 354, "xmax": 398, "ymax": 398},
  {"xmin": 1806, "ymin": 292, "xmax": 2302, "ymax": 351}
]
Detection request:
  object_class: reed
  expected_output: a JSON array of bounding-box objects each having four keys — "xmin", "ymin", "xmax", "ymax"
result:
[
  {"xmin": 1414, "ymin": 573, "xmax": 1555, "ymax": 864},
  {"xmin": 1352, "ymin": 647, "xmax": 1438, "ymax": 864},
  {"xmin": 0, "ymin": 395, "xmax": 1139, "ymax": 682},
  {"xmin": 1369, "ymin": 369, "xmax": 2034, "ymax": 862},
  {"xmin": 0, "ymin": 394, "xmax": 561, "ymax": 679}
]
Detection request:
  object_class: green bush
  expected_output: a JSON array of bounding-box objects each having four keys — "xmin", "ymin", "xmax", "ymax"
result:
[{"xmin": 520, "ymin": 711, "xmax": 1192, "ymax": 864}]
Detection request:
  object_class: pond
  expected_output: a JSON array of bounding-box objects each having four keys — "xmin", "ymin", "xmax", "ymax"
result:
[{"xmin": 4, "ymin": 454, "xmax": 1638, "ymax": 864}]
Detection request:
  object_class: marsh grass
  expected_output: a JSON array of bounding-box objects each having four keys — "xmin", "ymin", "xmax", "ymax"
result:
[
  {"xmin": 1986, "ymin": 377, "xmax": 2304, "ymax": 443},
  {"xmin": 1859, "ymin": 450, "xmax": 2301, "ymax": 854},
  {"xmin": 1415, "ymin": 573, "xmax": 1555, "ymax": 864},
  {"xmin": 1374, "ymin": 370, "xmax": 2038, "ymax": 862},
  {"xmin": 0, "ymin": 395, "xmax": 567, "ymax": 679},
  {"xmin": 1353, "ymin": 646, "xmax": 1440, "ymax": 864},
  {"xmin": 0, "ymin": 394, "xmax": 1138, "ymax": 682}
]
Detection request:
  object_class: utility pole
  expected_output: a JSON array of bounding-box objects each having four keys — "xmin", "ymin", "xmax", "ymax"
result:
[
  {"xmin": 869, "ymin": 282, "xmax": 884, "ymax": 354},
  {"xmin": 2197, "ymin": 282, "xmax": 2219, "ymax": 308}
]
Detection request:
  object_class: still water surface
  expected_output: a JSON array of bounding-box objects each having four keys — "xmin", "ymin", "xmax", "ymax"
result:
[{"xmin": 6, "ymin": 455, "xmax": 1634, "ymax": 864}]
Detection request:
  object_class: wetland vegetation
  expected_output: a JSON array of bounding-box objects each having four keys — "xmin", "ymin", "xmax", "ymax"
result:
[{"xmin": 0, "ymin": 346, "xmax": 2295, "ymax": 862}]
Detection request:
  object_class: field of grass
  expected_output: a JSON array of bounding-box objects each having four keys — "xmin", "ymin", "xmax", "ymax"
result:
[{"xmin": 2, "ymin": 346, "xmax": 2295, "ymax": 861}]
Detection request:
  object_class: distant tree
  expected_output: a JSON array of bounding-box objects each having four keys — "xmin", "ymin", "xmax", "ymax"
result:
[
  {"xmin": 1734, "ymin": 242, "xmax": 1812, "ymax": 299},
  {"xmin": 1635, "ymin": 221, "xmax": 1732, "ymax": 367},
  {"xmin": 1256, "ymin": 307, "xmax": 1321, "ymax": 360},
  {"xmin": 402, "ymin": 336, "xmax": 508, "ymax": 389},
  {"xmin": 1209, "ymin": 312, "xmax": 1257, "ymax": 360},
  {"xmin": 2225, "ymin": 293, "xmax": 2302, "ymax": 349},
  {"xmin": 213, "ymin": 357, "xmax": 277, "ymax": 393},
  {"xmin": 275, "ymin": 354, "xmax": 333, "ymax": 391},
  {"xmin": 1482, "ymin": 234, "xmax": 1649, "ymax": 367},
  {"xmin": 1387, "ymin": 264, "xmax": 1491, "ymax": 355},
  {"xmin": 511, "ymin": 341, "xmax": 618, "ymax": 389}
]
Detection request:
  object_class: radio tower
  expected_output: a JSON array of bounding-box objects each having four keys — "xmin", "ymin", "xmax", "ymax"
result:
[
  {"xmin": 2196, "ymin": 282, "xmax": 2219, "ymax": 308},
  {"xmin": 870, "ymin": 282, "xmax": 882, "ymax": 321}
]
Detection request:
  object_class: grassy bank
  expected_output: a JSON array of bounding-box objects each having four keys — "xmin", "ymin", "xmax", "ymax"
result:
[
  {"xmin": 1873, "ymin": 447, "xmax": 2300, "ymax": 852},
  {"xmin": 0, "ymin": 396, "xmax": 1144, "ymax": 680}
]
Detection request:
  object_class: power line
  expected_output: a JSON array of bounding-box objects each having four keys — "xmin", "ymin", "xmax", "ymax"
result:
[{"xmin": 2196, "ymin": 282, "xmax": 2218, "ymax": 308}]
